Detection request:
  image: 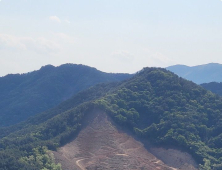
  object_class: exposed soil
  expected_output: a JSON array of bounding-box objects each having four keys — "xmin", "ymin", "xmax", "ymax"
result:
[
  {"xmin": 149, "ymin": 148, "xmax": 198, "ymax": 170},
  {"xmin": 53, "ymin": 111, "xmax": 198, "ymax": 170}
]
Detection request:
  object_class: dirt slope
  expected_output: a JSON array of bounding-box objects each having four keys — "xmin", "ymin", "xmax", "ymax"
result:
[{"xmin": 53, "ymin": 111, "xmax": 198, "ymax": 170}]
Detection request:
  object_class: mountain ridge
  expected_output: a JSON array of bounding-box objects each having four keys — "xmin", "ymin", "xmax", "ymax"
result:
[
  {"xmin": 167, "ymin": 63, "xmax": 222, "ymax": 84},
  {"xmin": 0, "ymin": 63, "xmax": 132, "ymax": 127},
  {"xmin": 1, "ymin": 67, "xmax": 222, "ymax": 169}
]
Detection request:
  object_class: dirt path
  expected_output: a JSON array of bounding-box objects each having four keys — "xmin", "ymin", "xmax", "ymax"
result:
[
  {"xmin": 154, "ymin": 160, "xmax": 161, "ymax": 164},
  {"xmin": 76, "ymin": 158, "xmax": 86, "ymax": 170},
  {"xmin": 116, "ymin": 153, "xmax": 129, "ymax": 156}
]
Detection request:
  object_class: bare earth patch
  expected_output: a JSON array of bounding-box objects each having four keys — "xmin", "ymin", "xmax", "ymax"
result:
[
  {"xmin": 53, "ymin": 111, "xmax": 198, "ymax": 170},
  {"xmin": 149, "ymin": 148, "xmax": 198, "ymax": 170}
]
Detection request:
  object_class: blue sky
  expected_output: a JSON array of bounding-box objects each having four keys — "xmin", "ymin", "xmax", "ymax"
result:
[{"xmin": 0, "ymin": 0, "xmax": 222, "ymax": 76}]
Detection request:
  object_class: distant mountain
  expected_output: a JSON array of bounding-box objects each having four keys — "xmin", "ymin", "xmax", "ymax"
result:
[
  {"xmin": 0, "ymin": 64, "xmax": 131, "ymax": 127},
  {"xmin": 167, "ymin": 63, "xmax": 222, "ymax": 84},
  {"xmin": 2, "ymin": 68, "xmax": 222, "ymax": 169}
]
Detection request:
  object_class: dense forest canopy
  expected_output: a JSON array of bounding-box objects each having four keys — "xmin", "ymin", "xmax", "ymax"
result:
[{"xmin": 1, "ymin": 68, "xmax": 222, "ymax": 169}]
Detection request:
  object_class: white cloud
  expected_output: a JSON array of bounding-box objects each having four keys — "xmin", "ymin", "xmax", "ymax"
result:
[
  {"xmin": 52, "ymin": 32, "xmax": 75, "ymax": 44},
  {"xmin": 0, "ymin": 34, "xmax": 26, "ymax": 50},
  {"xmin": 0, "ymin": 33, "xmax": 76, "ymax": 55},
  {"xmin": 49, "ymin": 16, "xmax": 71, "ymax": 24},
  {"xmin": 0, "ymin": 33, "xmax": 76, "ymax": 76},
  {"xmin": 0, "ymin": 34, "xmax": 61, "ymax": 54},
  {"xmin": 111, "ymin": 50, "xmax": 134, "ymax": 63},
  {"xmin": 49, "ymin": 16, "xmax": 61, "ymax": 23},
  {"xmin": 26, "ymin": 37, "xmax": 61, "ymax": 54},
  {"xmin": 151, "ymin": 52, "xmax": 173, "ymax": 64},
  {"xmin": 65, "ymin": 19, "xmax": 71, "ymax": 24}
]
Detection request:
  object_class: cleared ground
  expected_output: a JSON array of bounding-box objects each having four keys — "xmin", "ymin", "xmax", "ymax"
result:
[{"xmin": 53, "ymin": 111, "xmax": 198, "ymax": 170}]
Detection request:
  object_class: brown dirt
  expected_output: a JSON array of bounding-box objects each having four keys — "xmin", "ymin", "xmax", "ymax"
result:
[
  {"xmin": 149, "ymin": 148, "xmax": 198, "ymax": 170},
  {"xmin": 53, "ymin": 111, "xmax": 198, "ymax": 170}
]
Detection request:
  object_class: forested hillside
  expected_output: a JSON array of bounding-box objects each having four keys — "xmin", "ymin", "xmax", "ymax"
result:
[
  {"xmin": 201, "ymin": 82, "xmax": 222, "ymax": 97},
  {"xmin": 0, "ymin": 82, "xmax": 118, "ymax": 169},
  {"xmin": 0, "ymin": 82, "xmax": 119, "ymax": 139},
  {"xmin": 0, "ymin": 64, "xmax": 131, "ymax": 126},
  {"xmin": 1, "ymin": 68, "xmax": 222, "ymax": 169},
  {"xmin": 98, "ymin": 68, "xmax": 222, "ymax": 169}
]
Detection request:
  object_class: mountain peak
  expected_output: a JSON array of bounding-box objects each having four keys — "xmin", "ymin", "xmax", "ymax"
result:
[{"xmin": 40, "ymin": 64, "xmax": 55, "ymax": 71}]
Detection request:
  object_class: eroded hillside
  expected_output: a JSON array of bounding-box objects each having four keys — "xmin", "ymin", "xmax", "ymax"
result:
[{"xmin": 53, "ymin": 111, "xmax": 197, "ymax": 170}]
